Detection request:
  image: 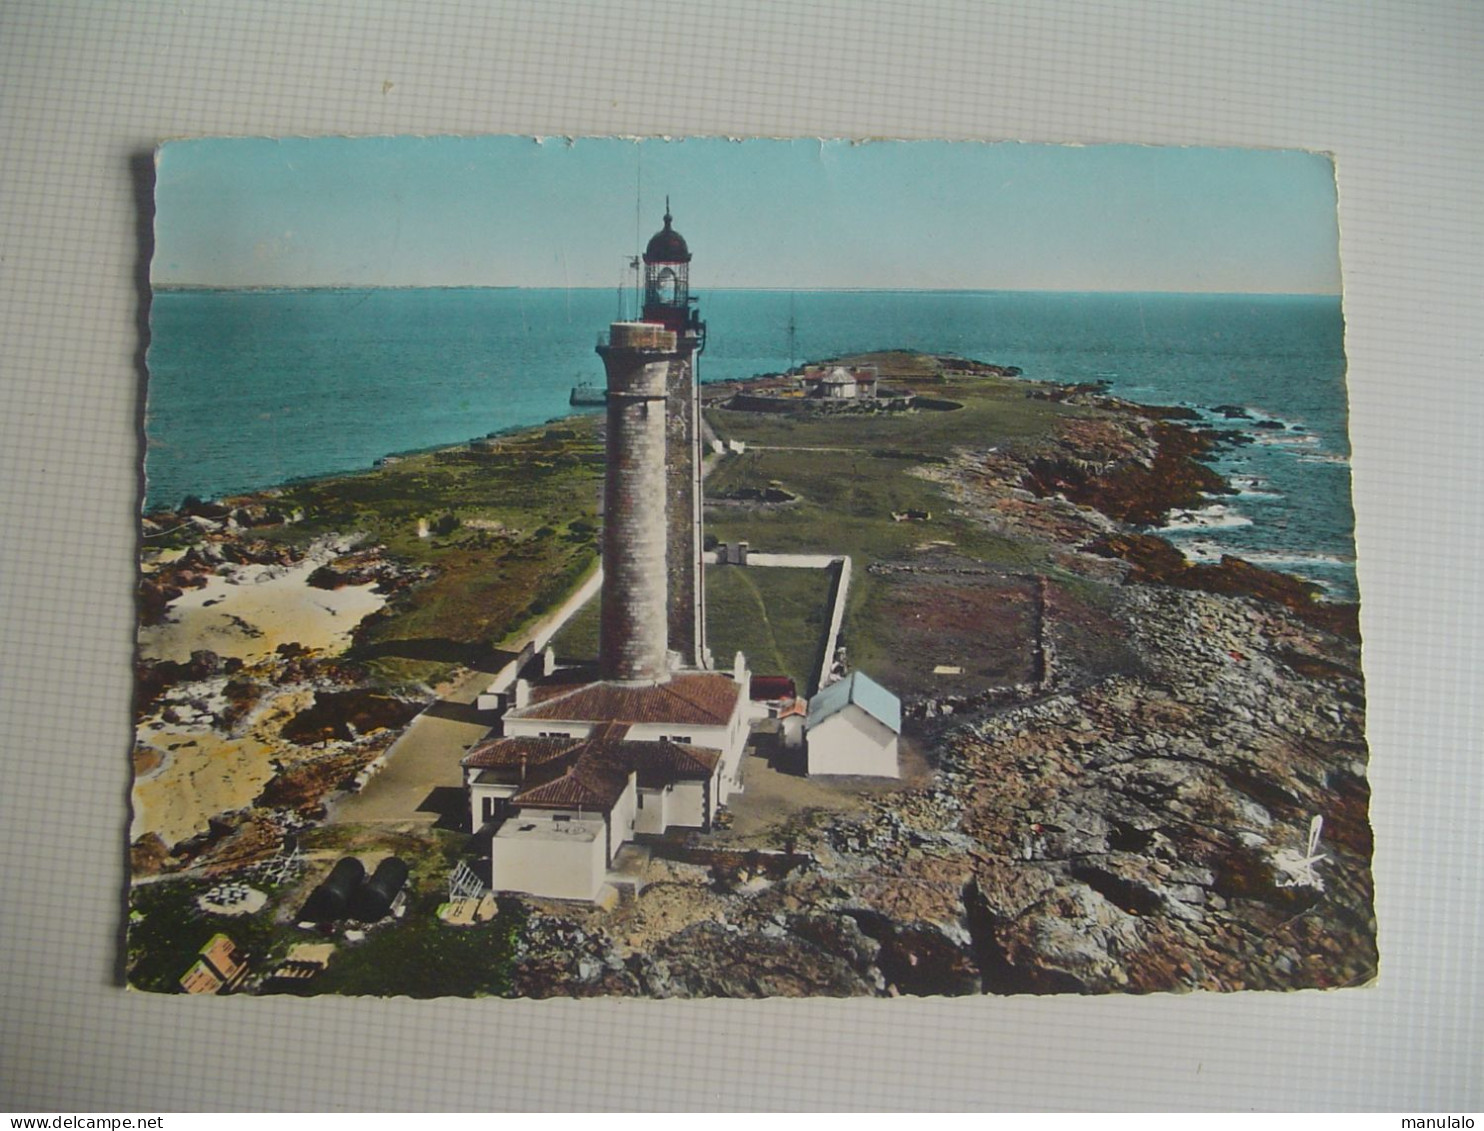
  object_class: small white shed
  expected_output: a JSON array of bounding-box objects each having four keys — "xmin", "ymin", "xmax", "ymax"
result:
[
  {"xmin": 819, "ymin": 367, "xmax": 859, "ymax": 399},
  {"xmin": 805, "ymin": 671, "xmax": 901, "ymax": 778}
]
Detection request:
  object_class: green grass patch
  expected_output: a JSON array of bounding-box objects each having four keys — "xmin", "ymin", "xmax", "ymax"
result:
[
  {"xmin": 128, "ymin": 828, "xmax": 529, "ymax": 998},
  {"xmin": 235, "ymin": 422, "xmax": 608, "ymax": 665},
  {"xmin": 360, "ymin": 654, "xmax": 462, "ymax": 693},
  {"xmin": 127, "ymin": 878, "xmax": 290, "ymax": 994},
  {"xmin": 706, "ymin": 566, "xmax": 834, "ymax": 690},
  {"xmin": 705, "ymin": 447, "xmax": 1048, "ymax": 568},
  {"xmin": 308, "ymin": 895, "xmax": 526, "ymax": 998},
  {"xmin": 706, "ymin": 376, "xmax": 1076, "ymax": 453},
  {"xmin": 551, "ymin": 565, "xmax": 833, "ymax": 691},
  {"xmin": 702, "ymin": 379, "xmax": 1081, "ymax": 674},
  {"xmin": 549, "ymin": 590, "xmax": 602, "ymax": 662}
]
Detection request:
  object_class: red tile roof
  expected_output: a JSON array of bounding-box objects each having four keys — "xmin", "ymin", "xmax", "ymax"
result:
[
  {"xmin": 750, "ymin": 675, "xmax": 797, "ymax": 701},
  {"xmin": 511, "ymin": 673, "xmax": 742, "ymax": 727},
  {"xmin": 476, "ymin": 677, "xmax": 738, "ymax": 815},
  {"xmin": 512, "ymin": 761, "xmax": 631, "ymax": 811},
  {"xmin": 613, "ymin": 740, "xmax": 720, "ymax": 787},
  {"xmin": 477, "ymin": 734, "xmax": 723, "ymax": 812},
  {"xmin": 462, "ymin": 735, "xmax": 582, "ymax": 770}
]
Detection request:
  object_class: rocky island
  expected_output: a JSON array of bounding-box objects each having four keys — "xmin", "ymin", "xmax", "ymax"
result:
[{"xmin": 128, "ymin": 350, "xmax": 1373, "ymax": 997}]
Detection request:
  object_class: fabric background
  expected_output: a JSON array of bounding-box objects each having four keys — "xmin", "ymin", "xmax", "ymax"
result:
[{"xmin": 1, "ymin": 0, "xmax": 1479, "ymax": 1111}]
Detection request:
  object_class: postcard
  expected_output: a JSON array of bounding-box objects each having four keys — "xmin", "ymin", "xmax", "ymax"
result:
[{"xmin": 129, "ymin": 136, "xmax": 1372, "ymax": 997}]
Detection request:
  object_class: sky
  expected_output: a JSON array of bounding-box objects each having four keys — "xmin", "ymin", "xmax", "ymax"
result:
[{"xmin": 153, "ymin": 136, "xmax": 1341, "ymax": 294}]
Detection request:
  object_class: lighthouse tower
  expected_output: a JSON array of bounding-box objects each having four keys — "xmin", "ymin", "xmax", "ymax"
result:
[
  {"xmin": 640, "ymin": 203, "xmax": 709, "ymax": 670},
  {"xmin": 595, "ymin": 321, "xmax": 676, "ymax": 682}
]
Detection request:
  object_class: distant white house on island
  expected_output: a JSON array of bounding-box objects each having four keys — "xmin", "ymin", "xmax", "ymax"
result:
[
  {"xmin": 805, "ymin": 670, "xmax": 902, "ymax": 779},
  {"xmin": 801, "ymin": 364, "xmax": 879, "ymax": 400}
]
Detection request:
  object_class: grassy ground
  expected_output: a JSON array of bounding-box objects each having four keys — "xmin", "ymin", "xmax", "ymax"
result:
[
  {"xmin": 703, "ymin": 378, "xmax": 1071, "ymax": 565},
  {"xmin": 549, "ymin": 590, "xmax": 601, "ymax": 661},
  {"xmin": 705, "ymin": 566, "xmax": 833, "ymax": 689},
  {"xmin": 251, "ymin": 421, "xmax": 605, "ymax": 687},
  {"xmin": 307, "ymin": 895, "xmax": 524, "ymax": 998},
  {"xmin": 179, "ymin": 369, "xmax": 1075, "ymax": 693},
  {"xmin": 704, "ymin": 377, "xmax": 1084, "ymax": 677},
  {"xmin": 705, "ymin": 447, "xmax": 1046, "ymax": 568},
  {"xmin": 128, "ymin": 827, "xmax": 525, "ymax": 998},
  {"xmin": 708, "ymin": 373, "xmax": 1073, "ymax": 453},
  {"xmin": 549, "ymin": 371, "xmax": 1086, "ymax": 690},
  {"xmin": 549, "ymin": 566, "xmax": 832, "ymax": 692},
  {"xmin": 853, "ymin": 570, "xmax": 1041, "ymax": 697}
]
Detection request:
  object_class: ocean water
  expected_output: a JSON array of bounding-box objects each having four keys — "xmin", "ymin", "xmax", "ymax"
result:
[{"xmin": 145, "ymin": 288, "xmax": 1356, "ymax": 599}]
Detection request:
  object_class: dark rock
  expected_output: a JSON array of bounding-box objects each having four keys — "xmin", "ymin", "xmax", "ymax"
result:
[
  {"xmin": 645, "ymin": 922, "xmax": 875, "ymax": 998},
  {"xmin": 1021, "ymin": 417, "xmax": 1230, "ymax": 527},
  {"xmin": 845, "ymin": 911, "xmax": 982, "ymax": 995},
  {"xmin": 280, "ymin": 689, "xmax": 422, "ymax": 744},
  {"xmin": 130, "ymin": 832, "xmax": 177, "ymax": 877}
]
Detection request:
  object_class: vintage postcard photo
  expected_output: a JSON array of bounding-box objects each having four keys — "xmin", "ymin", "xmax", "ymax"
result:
[{"xmin": 130, "ymin": 137, "xmax": 1373, "ymax": 997}]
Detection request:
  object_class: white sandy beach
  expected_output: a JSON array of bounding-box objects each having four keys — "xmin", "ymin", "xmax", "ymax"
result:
[
  {"xmin": 132, "ymin": 688, "xmax": 318, "ymax": 846},
  {"xmin": 133, "ymin": 538, "xmax": 390, "ymax": 849},
  {"xmin": 138, "ymin": 542, "xmax": 387, "ymax": 665}
]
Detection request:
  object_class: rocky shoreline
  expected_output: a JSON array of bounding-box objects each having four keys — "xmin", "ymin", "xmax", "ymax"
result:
[{"xmin": 132, "ymin": 527, "xmax": 430, "ymax": 871}]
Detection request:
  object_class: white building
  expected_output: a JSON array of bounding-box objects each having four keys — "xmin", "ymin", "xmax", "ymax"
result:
[
  {"xmin": 802, "ymin": 364, "xmax": 878, "ymax": 400},
  {"xmin": 819, "ymin": 367, "xmax": 859, "ymax": 399},
  {"xmin": 462, "ymin": 666, "xmax": 751, "ymax": 902},
  {"xmin": 491, "ymin": 813, "xmax": 611, "ymax": 903},
  {"xmin": 805, "ymin": 670, "xmax": 902, "ymax": 779}
]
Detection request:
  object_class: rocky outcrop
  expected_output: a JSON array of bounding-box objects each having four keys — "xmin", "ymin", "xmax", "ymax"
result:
[
  {"xmin": 255, "ymin": 736, "xmax": 395, "ymax": 816},
  {"xmin": 307, "ymin": 548, "xmax": 431, "ymax": 594},
  {"xmin": 1021, "ymin": 415, "xmax": 1231, "ymax": 527},
  {"xmin": 1087, "ymin": 532, "xmax": 1359, "ymax": 639},
  {"xmin": 135, "ymin": 649, "xmax": 242, "ymax": 711},
  {"xmin": 280, "ymin": 689, "xmax": 421, "ymax": 745},
  {"xmin": 639, "ymin": 921, "xmax": 876, "ymax": 998},
  {"xmin": 944, "ymin": 586, "xmax": 1373, "ymax": 993}
]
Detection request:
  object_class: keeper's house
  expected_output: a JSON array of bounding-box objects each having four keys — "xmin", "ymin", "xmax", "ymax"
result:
[
  {"xmin": 462, "ymin": 666, "xmax": 750, "ymax": 902},
  {"xmin": 805, "ymin": 670, "xmax": 902, "ymax": 779}
]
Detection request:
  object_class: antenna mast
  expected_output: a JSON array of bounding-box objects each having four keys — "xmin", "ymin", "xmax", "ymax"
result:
[{"xmin": 788, "ymin": 292, "xmax": 798, "ymax": 373}]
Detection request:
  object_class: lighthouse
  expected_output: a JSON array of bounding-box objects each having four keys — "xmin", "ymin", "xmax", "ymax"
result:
[
  {"xmin": 641, "ymin": 203, "xmax": 709, "ymax": 671},
  {"xmin": 463, "ymin": 207, "xmax": 755, "ymax": 890},
  {"xmin": 594, "ymin": 204, "xmax": 709, "ymax": 680}
]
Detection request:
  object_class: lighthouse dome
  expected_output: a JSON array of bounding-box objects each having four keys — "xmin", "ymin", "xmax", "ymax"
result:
[{"xmin": 643, "ymin": 208, "xmax": 691, "ymax": 264}]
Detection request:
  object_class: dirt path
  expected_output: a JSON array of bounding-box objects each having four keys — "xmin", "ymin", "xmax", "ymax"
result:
[
  {"xmin": 327, "ymin": 666, "xmax": 493, "ymax": 827},
  {"xmin": 329, "ymin": 566, "xmax": 603, "ymax": 828}
]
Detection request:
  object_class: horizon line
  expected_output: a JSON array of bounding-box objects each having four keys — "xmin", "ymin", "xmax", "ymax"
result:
[{"xmin": 153, "ymin": 282, "xmax": 1344, "ymax": 298}]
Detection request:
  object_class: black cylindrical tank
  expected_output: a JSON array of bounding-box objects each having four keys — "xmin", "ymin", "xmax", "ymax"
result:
[
  {"xmin": 350, "ymin": 857, "xmax": 409, "ymax": 922},
  {"xmin": 298, "ymin": 856, "xmax": 364, "ymax": 923}
]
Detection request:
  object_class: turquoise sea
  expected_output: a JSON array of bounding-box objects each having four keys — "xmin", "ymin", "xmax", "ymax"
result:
[{"xmin": 144, "ymin": 288, "xmax": 1356, "ymax": 599}]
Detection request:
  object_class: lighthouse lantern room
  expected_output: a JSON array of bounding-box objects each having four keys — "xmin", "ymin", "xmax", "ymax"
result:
[{"xmin": 642, "ymin": 199, "xmax": 703, "ymax": 350}]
